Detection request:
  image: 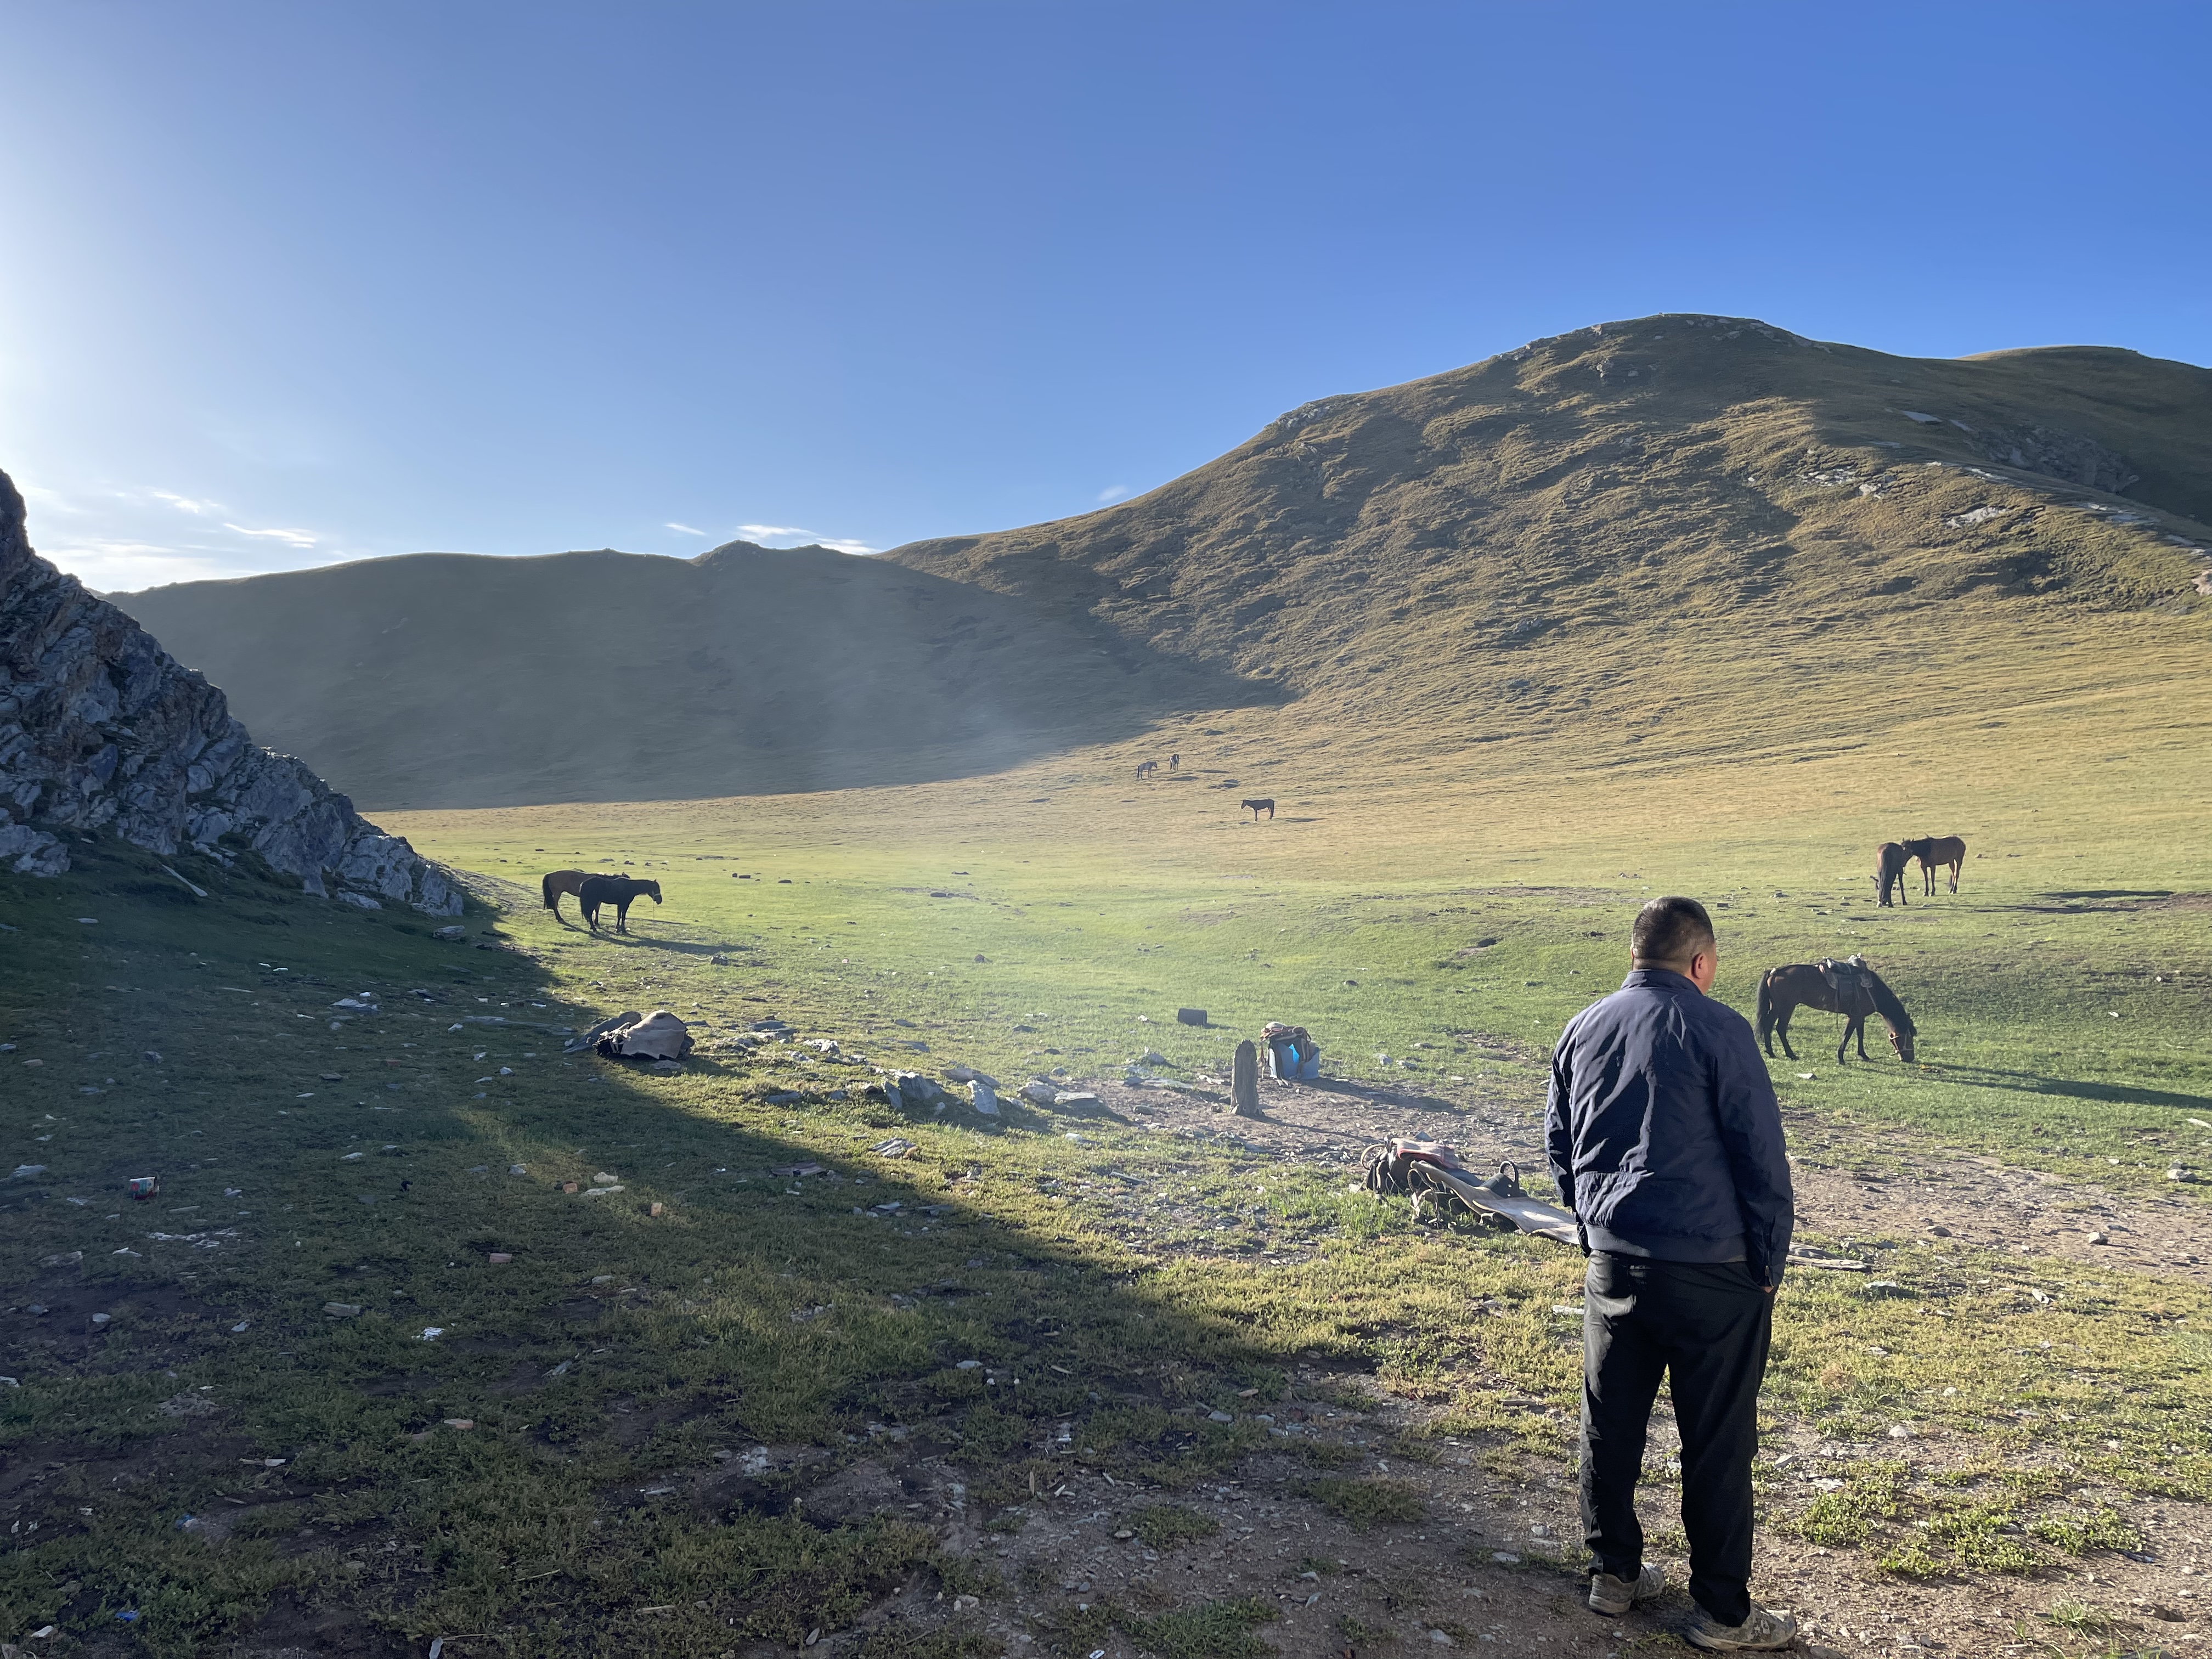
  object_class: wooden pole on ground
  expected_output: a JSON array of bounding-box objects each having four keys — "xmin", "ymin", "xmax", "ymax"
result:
[{"xmin": 1230, "ymin": 1040, "xmax": 1263, "ymax": 1119}]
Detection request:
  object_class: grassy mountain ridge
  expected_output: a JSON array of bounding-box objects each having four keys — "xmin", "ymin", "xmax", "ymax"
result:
[
  {"xmin": 885, "ymin": 314, "xmax": 2212, "ymax": 772},
  {"xmin": 118, "ymin": 314, "xmax": 2212, "ymax": 808},
  {"xmin": 116, "ymin": 538, "xmax": 1271, "ymax": 809}
]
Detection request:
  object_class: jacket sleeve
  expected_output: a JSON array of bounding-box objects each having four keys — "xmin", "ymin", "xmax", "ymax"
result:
[
  {"xmin": 1544, "ymin": 1025, "xmax": 1577, "ymax": 1216},
  {"xmin": 1709, "ymin": 1014, "xmax": 1795, "ymax": 1284}
]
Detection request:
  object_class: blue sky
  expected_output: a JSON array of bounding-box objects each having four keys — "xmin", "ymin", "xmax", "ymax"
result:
[{"xmin": 2, "ymin": 2, "xmax": 2207, "ymax": 591}]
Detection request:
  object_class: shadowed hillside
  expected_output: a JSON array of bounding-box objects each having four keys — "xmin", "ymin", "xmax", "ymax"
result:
[
  {"xmin": 121, "ymin": 315, "xmax": 2212, "ymax": 808},
  {"xmin": 119, "ymin": 540, "xmax": 1278, "ymax": 808}
]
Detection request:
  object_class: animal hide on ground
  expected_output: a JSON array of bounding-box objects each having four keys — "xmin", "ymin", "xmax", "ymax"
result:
[{"xmin": 574, "ymin": 1009, "xmax": 694, "ymax": 1060}]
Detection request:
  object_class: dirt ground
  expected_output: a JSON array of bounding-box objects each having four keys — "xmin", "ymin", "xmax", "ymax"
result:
[
  {"xmin": 1096, "ymin": 1071, "xmax": 2212, "ymax": 1291},
  {"xmin": 797, "ymin": 1071, "xmax": 2202, "ymax": 1659}
]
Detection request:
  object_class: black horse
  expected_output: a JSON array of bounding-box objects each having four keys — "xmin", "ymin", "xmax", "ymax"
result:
[
  {"xmin": 1756, "ymin": 961, "xmax": 1917, "ymax": 1064},
  {"xmin": 578, "ymin": 875, "xmax": 662, "ymax": 935}
]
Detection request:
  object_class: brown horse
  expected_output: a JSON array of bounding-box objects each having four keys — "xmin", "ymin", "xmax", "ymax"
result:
[
  {"xmin": 578, "ymin": 874, "xmax": 662, "ymax": 934},
  {"xmin": 1242, "ymin": 798, "xmax": 1275, "ymax": 821},
  {"xmin": 542, "ymin": 869, "xmax": 617, "ymax": 922},
  {"xmin": 1902, "ymin": 834, "xmax": 1967, "ymax": 896},
  {"xmin": 1872, "ymin": 842, "xmax": 1911, "ymax": 907},
  {"xmin": 1756, "ymin": 961, "xmax": 1917, "ymax": 1065}
]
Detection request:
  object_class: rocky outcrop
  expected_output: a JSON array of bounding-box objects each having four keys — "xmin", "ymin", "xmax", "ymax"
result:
[{"xmin": 0, "ymin": 467, "xmax": 459, "ymax": 912}]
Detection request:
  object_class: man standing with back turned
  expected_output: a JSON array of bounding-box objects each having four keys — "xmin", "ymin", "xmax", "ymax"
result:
[{"xmin": 1545, "ymin": 896, "xmax": 1797, "ymax": 1651}]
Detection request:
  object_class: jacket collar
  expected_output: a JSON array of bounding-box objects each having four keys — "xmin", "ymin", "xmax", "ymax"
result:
[{"xmin": 1623, "ymin": 966, "xmax": 1700, "ymax": 995}]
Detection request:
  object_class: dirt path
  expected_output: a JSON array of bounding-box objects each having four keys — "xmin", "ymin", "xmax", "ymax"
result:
[
  {"xmin": 804, "ymin": 1358, "xmax": 2208, "ymax": 1659},
  {"xmin": 871, "ymin": 1073, "xmax": 2209, "ymax": 1656},
  {"xmin": 1088, "ymin": 1073, "xmax": 2212, "ymax": 1291}
]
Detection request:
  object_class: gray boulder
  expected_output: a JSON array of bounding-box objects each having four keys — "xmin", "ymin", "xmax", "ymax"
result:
[{"xmin": 0, "ymin": 468, "xmax": 459, "ymax": 912}]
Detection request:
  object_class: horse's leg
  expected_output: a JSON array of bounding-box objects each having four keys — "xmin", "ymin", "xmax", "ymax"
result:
[
  {"xmin": 616, "ymin": 899, "xmax": 629, "ymax": 935},
  {"xmin": 1857, "ymin": 1018, "xmax": 1871, "ymax": 1059},
  {"xmin": 583, "ymin": 901, "xmax": 598, "ymax": 932},
  {"xmin": 1778, "ymin": 1009, "xmax": 1796, "ymax": 1061},
  {"xmin": 1836, "ymin": 1019, "xmax": 1852, "ymax": 1065}
]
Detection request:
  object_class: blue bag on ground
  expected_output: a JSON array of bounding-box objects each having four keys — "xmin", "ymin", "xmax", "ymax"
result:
[{"xmin": 1263, "ymin": 1022, "xmax": 1321, "ymax": 1081}]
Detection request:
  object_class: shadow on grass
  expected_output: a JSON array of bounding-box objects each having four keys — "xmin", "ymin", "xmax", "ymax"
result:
[
  {"xmin": 0, "ymin": 839, "xmax": 1299, "ymax": 1653},
  {"xmin": 1917, "ymin": 1061, "xmax": 2212, "ymax": 1114}
]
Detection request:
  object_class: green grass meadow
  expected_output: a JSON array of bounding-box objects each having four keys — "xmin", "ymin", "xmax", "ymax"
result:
[{"xmin": 4, "ymin": 703, "xmax": 2210, "ymax": 1652}]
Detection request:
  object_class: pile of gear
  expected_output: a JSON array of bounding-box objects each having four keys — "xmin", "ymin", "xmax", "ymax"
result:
[
  {"xmin": 1361, "ymin": 1140, "xmax": 1580, "ymax": 1243},
  {"xmin": 1261, "ymin": 1022, "xmax": 1320, "ymax": 1081}
]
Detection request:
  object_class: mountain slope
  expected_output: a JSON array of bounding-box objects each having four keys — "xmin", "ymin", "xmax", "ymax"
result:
[
  {"xmin": 0, "ymin": 469, "xmax": 458, "ymax": 910},
  {"xmin": 885, "ymin": 314, "xmax": 2212, "ymax": 770},
  {"xmin": 119, "ymin": 540, "xmax": 1271, "ymax": 809},
  {"xmin": 119, "ymin": 315, "xmax": 2212, "ymax": 809}
]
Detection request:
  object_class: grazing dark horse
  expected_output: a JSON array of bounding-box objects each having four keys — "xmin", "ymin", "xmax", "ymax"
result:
[
  {"xmin": 542, "ymin": 869, "xmax": 616, "ymax": 922},
  {"xmin": 1757, "ymin": 961, "xmax": 1917, "ymax": 1065},
  {"xmin": 1241, "ymin": 798, "xmax": 1275, "ymax": 821},
  {"xmin": 1902, "ymin": 834, "xmax": 1967, "ymax": 896},
  {"xmin": 1873, "ymin": 842, "xmax": 1911, "ymax": 907},
  {"xmin": 578, "ymin": 874, "xmax": 662, "ymax": 935},
  {"xmin": 1136, "ymin": 760, "xmax": 1159, "ymax": 781}
]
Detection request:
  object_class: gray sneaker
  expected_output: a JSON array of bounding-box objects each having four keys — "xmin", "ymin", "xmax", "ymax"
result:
[
  {"xmin": 1684, "ymin": 1602, "xmax": 1798, "ymax": 1651},
  {"xmin": 1587, "ymin": 1561, "xmax": 1663, "ymax": 1615}
]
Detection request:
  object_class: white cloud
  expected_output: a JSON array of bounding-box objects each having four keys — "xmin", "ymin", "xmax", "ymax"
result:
[
  {"xmin": 16, "ymin": 482, "xmax": 83, "ymax": 515},
  {"xmin": 153, "ymin": 490, "xmax": 223, "ymax": 516},
  {"xmin": 41, "ymin": 539, "xmax": 241, "ymax": 593},
  {"xmin": 221, "ymin": 522, "xmax": 318, "ymax": 548},
  {"xmin": 666, "ymin": 522, "xmax": 708, "ymax": 536},
  {"xmin": 1096, "ymin": 484, "xmax": 1131, "ymax": 504},
  {"xmin": 735, "ymin": 522, "xmax": 877, "ymax": 555}
]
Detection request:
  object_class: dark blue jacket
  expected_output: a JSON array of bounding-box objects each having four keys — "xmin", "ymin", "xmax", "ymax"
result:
[{"xmin": 1544, "ymin": 968, "xmax": 1795, "ymax": 1285}]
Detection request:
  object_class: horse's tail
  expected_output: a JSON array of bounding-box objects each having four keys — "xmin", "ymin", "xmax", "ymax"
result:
[
  {"xmin": 541, "ymin": 872, "xmax": 557, "ymax": 909},
  {"xmin": 1754, "ymin": 971, "xmax": 1774, "ymax": 1041},
  {"xmin": 1866, "ymin": 969, "xmax": 1915, "ymax": 1038}
]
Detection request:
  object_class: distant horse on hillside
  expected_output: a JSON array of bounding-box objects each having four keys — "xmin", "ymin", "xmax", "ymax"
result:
[
  {"xmin": 1169, "ymin": 753, "xmax": 1180, "ymax": 771},
  {"xmin": 1873, "ymin": 842, "xmax": 1911, "ymax": 907},
  {"xmin": 1242, "ymin": 798, "xmax": 1275, "ymax": 821},
  {"xmin": 1903, "ymin": 834, "xmax": 1967, "ymax": 896},
  {"xmin": 1136, "ymin": 760, "xmax": 1159, "ymax": 781},
  {"xmin": 542, "ymin": 868, "xmax": 617, "ymax": 923},
  {"xmin": 578, "ymin": 874, "xmax": 663, "ymax": 935},
  {"xmin": 1757, "ymin": 960, "xmax": 1917, "ymax": 1065}
]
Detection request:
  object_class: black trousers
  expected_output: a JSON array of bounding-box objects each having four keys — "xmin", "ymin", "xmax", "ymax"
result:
[{"xmin": 1579, "ymin": 1252, "xmax": 1774, "ymax": 1627}]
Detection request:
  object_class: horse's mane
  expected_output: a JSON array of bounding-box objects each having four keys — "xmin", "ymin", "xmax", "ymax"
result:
[{"xmin": 1864, "ymin": 968, "xmax": 1915, "ymax": 1035}]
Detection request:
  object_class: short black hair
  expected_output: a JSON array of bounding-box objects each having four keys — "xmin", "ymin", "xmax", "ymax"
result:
[{"xmin": 1632, "ymin": 895, "xmax": 1715, "ymax": 967}]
